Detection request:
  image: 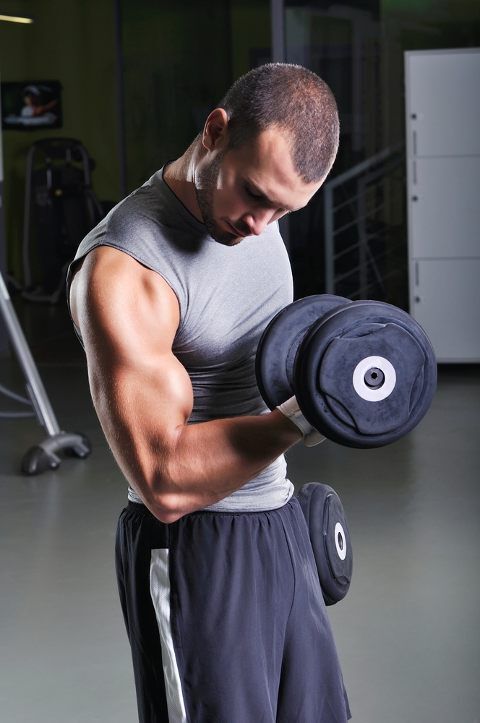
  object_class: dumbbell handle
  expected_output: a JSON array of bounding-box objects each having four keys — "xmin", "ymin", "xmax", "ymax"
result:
[{"xmin": 277, "ymin": 396, "xmax": 326, "ymax": 447}]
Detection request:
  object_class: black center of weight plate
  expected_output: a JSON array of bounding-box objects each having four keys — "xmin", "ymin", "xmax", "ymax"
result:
[{"xmin": 364, "ymin": 367, "xmax": 385, "ymax": 389}]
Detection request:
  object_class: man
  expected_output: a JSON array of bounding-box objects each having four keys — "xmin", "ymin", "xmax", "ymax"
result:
[{"xmin": 67, "ymin": 63, "xmax": 350, "ymax": 722}]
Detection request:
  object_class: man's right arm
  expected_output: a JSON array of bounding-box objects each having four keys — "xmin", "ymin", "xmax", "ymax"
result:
[{"xmin": 70, "ymin": 246, "xmax": 301, "ymax": 523}]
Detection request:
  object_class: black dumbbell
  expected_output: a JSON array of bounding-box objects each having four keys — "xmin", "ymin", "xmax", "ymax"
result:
[
  {"xmin": 255, "ymin": 295, "xmax": 437, "ymax": 448},
  {"xmin": 297, "ymin": 482, "xmax": 353, "ymax": 606}
]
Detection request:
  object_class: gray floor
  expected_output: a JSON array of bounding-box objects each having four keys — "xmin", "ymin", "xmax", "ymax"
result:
[{"xmin": 1, "ymin": 300, "xmax": 479, "ymax": 723}]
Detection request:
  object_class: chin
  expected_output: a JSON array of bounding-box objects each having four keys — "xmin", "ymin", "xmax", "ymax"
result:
[
  {"xmin": 215, "ymin": 234, "xmax": 243, "ymax": 247},
  {"xmin": 209, "ymin": 222, "xmax": 243, "ymax": 246}
]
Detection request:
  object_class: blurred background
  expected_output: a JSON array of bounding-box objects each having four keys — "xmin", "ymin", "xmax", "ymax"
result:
[{"xmin": 1, "ymin": 0, "xmax": 479, "ymax": 306}]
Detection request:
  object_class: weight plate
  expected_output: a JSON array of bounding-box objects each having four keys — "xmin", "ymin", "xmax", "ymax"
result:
[
  {"xmin": 255, "ymin": 294, "xmax": 350, "ymax": 409},
  {"xmin": 295, "ymin": 300, "xmax": 437, "ymax": 448},
  {"xmin": 297, "ymin": 482, "xmax": 353, "ymax": 606}
]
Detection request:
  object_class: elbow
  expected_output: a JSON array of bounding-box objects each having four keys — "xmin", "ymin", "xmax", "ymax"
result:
[
  {"xmin": 131, "ymin": 433, "xmax": 192, "ymax": 524},
  {"xmin": 142, "ymin": 489, "xmax": 185, "ymax": 524},
  {"xmin": 150, "ymin": 498, "xmax": 188, "ymax": 525},
  {"xmin": 156, "ymin": 508, "xmax": 185, "ymax": 525},
  {"xmin": 145, "ymin": 474, "xmax": 189, "ymax": 525}
]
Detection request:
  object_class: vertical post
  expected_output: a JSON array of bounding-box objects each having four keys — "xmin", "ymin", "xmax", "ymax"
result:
[
  {"xmin": 358, "ymin": 177, "xmax": 367, "ymax": 297},
  {"xmin": 114, "ymin": 0, "xmax": 127, "ymax": 198},
  {"xmin": 270, "ymin": 0, "xmax": 290, "ymax": 250},
  {"xmin": 22, "ymin": 146, "xmax": 34, "ymax": 287},
  {"xmin": 351, "ymin": 17, "xmax": 363, "ymax": 153},
  {"xmin": 270, "ymin": 0, "xmax": 285, "ymax": 63},
  {"xmin": 323, "ymin": 185, "xmax": 334, "ymax": 293},
  {"xmin": 0, "ymin": 77, "xmax": 9, "ymax": 353}
]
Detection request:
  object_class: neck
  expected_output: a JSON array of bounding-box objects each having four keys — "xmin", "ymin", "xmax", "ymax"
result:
[{"xmin": 164, "ymin": 137, "xmax": 204, "ymax": 221}]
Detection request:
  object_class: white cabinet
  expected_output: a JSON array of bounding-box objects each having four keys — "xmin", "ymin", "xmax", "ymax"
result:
[
  {"xmin": 409, "ymin": 156, "xmax": 480, "ymax": 259},
  {"xmin": 405, "ymin": 48, "xmax": 480, "ymax": 362},
  {"xmin": 412, "ymin": 259, "xmax": 480, "ymax": 362}
]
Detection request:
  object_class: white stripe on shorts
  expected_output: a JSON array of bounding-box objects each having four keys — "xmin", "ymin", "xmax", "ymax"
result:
[{"xmin": 150, "ymin": 549, "xmax": 187, "ymax": 723}]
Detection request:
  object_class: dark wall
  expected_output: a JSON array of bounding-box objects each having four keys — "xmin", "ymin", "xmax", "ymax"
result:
[
  {"xmin": 0, "ymin": 0, "xmax": 120, "ymax": 278},
  {"xmin": 0, "ymin": 0, "xmax": 271, "ymax": 281},
  {"xmin": 121, "ymin": 0, "xmax": 271, "ymax": 191},
  {"xmin": 121, "ymin": 0, "xmax": 231, "ymax": 191}
]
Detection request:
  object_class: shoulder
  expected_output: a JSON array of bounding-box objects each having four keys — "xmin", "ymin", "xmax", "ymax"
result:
[
  {"xmin": 69, "ymin": 246, "xmax": 180, "ymax": 336},
  {"xmin": 106, "ymin": 183, "xmax": 164, "ymax": 238}
]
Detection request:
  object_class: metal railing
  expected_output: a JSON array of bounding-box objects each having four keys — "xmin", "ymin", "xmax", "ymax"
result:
[{"xmin": 323, "ymin": 145, "xmax": 405, "ymax": 300}]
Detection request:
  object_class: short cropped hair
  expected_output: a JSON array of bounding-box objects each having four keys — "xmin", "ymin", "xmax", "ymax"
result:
[{"xmin": 219, "ymin": 63, "xmax": 340, "ymax": 184}]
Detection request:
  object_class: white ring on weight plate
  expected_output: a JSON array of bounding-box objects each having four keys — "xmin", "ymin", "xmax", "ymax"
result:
[
  {"xmin": 334, "ymin": 522, "xmax": 347, "ymax": 561},
  {"xmin": 352, "ymin": 355, "xmax": 396, "ymax": 402}
]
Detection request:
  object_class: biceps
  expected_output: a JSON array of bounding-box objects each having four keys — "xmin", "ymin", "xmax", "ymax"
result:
[{"xmin": 89, "ymin": 353, "xmax": 194, "ymax": 454}]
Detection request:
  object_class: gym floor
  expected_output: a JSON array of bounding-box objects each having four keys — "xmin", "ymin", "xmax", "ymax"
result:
[{"xmin": 1, "ymin": 299, "xmax": 479, "ymax": 723}]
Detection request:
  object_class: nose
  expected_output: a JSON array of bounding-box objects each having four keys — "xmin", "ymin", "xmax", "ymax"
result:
[{"xmin": 242, "ymin": 208, "xmax": 275, "ymax": 236}]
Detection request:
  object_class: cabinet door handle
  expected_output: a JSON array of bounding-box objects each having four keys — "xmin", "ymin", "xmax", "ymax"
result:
[
  {"xmin": 413, "ymin": 130, "xmax": 417, "ymax": 156},
  {"xmin": 415, "ymin": 262, "xmax": 419, "ymax": 286}
]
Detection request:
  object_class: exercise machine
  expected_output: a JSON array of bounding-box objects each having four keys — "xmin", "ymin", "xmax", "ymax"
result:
[
  {"xmin": 22, "ymin": 137, "xmax": 104, "ymax": 303},
  {"xmin": 0, "ymin": 93, "xmax": 91, "ymax": 474},
  {"xmin": 0, "ymin": 270, "xmax": 91, "ymax": 473}
]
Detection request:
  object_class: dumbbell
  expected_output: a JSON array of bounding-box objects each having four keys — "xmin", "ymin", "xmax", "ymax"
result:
[
  {"xmin": 255, "ymin": 294, "xmax": 437, "ymax": 448},
  {"xmin": 297, "ymin": 481, "xmax": 352, "ymax": 606}
]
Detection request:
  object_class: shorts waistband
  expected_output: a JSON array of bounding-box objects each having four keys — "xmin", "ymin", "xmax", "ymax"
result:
[{"xmin": 126, "ymin": 498, "xmax": 298, "ymax": 519}]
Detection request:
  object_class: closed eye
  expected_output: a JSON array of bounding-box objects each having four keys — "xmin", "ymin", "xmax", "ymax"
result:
[
  {"xmin": 244, "ymin": 184, "xmax": 264, "ymax": 202},
  {"xmin": 243, "ymin": 182, "xmax": 290, "ymax": 216}
]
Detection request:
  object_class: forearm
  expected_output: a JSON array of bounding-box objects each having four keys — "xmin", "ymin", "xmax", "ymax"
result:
[
  {"xmin": 101, "ymin": 404, "xmax": 301, "ymax": 523},
  {"xmin": 162, "ymin": 410, "xmax": 301, "ymax": 518}
]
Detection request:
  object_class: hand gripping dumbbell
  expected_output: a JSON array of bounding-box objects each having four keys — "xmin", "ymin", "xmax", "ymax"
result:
[{"xmin": 255, "ymin": 294, "xmax": 437, "ymax": 448}]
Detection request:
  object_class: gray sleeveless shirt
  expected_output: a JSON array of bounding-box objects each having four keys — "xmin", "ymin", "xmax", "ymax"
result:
[{"xmin": 67, "ymin": 168, "xmax": 294, "ymax": 511}]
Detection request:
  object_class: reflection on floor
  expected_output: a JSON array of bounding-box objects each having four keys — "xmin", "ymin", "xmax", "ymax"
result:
[{"xmin": 1, "ymin": 299, "xmax": 479, "ymax": 723}]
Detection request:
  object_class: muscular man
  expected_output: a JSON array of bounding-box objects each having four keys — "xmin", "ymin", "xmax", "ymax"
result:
[{"xmin": 67, "ymin": 63, "xmax": 351, "ymax": 722}]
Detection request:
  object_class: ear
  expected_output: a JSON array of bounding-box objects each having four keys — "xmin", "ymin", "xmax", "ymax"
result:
[{"xmin": 202, "ymin": 108, "xmax": 229, "ymax": 151}]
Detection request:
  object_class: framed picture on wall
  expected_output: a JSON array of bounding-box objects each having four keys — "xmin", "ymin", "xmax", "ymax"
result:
[{"xmin": 1, "ymin": 80, "xmax": 63, "ymax": 130}]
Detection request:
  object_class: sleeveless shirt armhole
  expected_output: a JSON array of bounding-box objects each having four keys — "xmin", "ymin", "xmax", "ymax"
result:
[{"xmin": 65, "ymin": 257, "xmax": 85, "ymax": 348}]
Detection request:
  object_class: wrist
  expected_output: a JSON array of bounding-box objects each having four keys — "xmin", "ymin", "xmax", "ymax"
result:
[
  {"xmin": 269, "ymin": 407, "xmax": 303, "ymax": 444},
  {"xmin": 276, "ymin": 396, "xmax": 326, "ymax": 447}
]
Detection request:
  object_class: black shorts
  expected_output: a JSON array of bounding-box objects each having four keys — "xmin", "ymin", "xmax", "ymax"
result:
[{"xmin": 115, "ymin": 498, "xmax": 351, "ymax": 723}]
